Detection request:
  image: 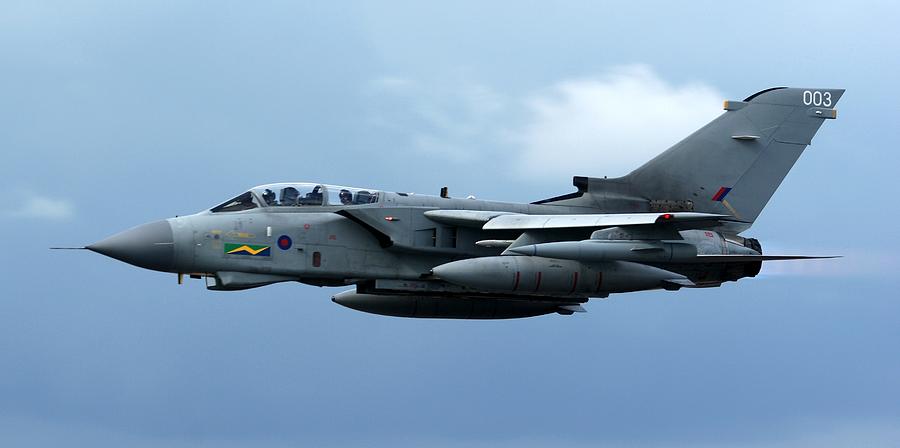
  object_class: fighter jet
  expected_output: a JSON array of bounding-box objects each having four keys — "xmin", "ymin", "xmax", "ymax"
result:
[{"xmin": 77, "ymin": 87, "xmax": 844, "ymax": 319}]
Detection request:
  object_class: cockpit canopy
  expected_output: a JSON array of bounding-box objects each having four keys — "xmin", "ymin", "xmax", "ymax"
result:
[{"xmin": 210, "ymin": 183, "xmax": 380, "ymax": 213}]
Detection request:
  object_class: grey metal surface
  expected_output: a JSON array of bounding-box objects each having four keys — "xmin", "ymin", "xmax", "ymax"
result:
[
  {"xmin": 88, "ymin": 219, "xmax": 174, "ymax": 272},
  {"xmin": 331, "ymin": 291, "xmax": 574, "ymax": 319},
  {"xmin": 84, "ymin": 86, "xmax": 844, "ymax": 319}
]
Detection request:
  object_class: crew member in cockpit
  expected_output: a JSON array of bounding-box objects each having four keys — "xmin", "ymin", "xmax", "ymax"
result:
[
  {"xmin": 262, "ymin": 189, "xmax": 277, "ymax": 206},
  {"xmin": 339, "ymin": 189, "xmax": 353, "ymax": 205},
  {"xmin": 280, "ymin": 187, "xmax": 299, "ymax": 206}
]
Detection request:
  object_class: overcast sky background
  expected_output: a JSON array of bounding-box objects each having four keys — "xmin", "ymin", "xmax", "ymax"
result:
[{"xmin": 2, "ymin": 1, "xmax": 899, "ymax": 446}]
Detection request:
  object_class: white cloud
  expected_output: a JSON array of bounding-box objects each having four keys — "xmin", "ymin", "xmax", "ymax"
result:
[
  {"xmin": 9, "ymin": 193, "xmax": 75, "ymax": 220},
  {"xmin": 367, "ymin": 66, "xmax": 724, "ymax": 183},
  {"xmin": 510, "ymin": 65, "xmax": 724, "ymax": 178},
  {"xmin": 369, "ymin": 75, "xmax": 415, "ymax": 92},
  {"xmin": 366, "ymin": 75, "xmax": 508, "ymax": 162}
]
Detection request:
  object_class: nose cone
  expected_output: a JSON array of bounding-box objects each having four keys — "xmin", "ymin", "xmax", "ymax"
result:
[{"xmin": 88, "ymin": 220, "xmax": 175, "ymax": 272}]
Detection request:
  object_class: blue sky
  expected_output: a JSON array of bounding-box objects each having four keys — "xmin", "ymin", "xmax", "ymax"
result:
[{"xmin": 2, "ymin": 1, "xmax": 899, "ymax": 446}]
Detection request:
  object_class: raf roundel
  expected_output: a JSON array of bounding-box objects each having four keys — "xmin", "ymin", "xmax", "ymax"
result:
[{"xmin": 277, "ymin": 235, "xmax": 293, "ymax": 250}]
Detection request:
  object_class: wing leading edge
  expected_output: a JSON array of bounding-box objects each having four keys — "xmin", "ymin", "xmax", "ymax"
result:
[{"xmin": 483, "ymin": 212, "xmax": 744, "ymax": 231}]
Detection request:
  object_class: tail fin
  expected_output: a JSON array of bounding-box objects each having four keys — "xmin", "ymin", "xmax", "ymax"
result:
[
  {"xmin": 625, "ymin": 87, "xmax": 844, "ymax": 225},
  {"xmin": 538, "ymin": 87, "xmax": 844, "ymax": 230}
]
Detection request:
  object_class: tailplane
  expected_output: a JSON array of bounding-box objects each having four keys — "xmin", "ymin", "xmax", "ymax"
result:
[{"xmin": 538, "ymin": 87, "xmax": 844, "ymax": 230}]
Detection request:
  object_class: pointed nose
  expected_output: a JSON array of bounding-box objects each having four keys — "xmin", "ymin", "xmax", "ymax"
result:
[{"xmin": 88, "ymin": 219, "xmax": 175, "ymax": 272}]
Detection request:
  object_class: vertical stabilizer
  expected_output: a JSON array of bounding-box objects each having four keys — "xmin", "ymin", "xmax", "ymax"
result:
[{"xmin": 620, "ymin": 87, "xmax": 843, "ymax": 225}]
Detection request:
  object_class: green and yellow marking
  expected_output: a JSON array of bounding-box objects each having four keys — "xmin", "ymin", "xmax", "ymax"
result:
[{"xmin": 224, "ymin": 243, "xmax": 271, "ymax": 257}]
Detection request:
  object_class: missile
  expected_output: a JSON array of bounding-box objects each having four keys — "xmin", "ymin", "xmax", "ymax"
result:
[{"xmin": 432, "ymin": 256, "xmax": 691, "ymax": 296}]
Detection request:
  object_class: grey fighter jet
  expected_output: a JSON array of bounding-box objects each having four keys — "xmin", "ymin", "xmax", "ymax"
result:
[{"xmin": 79, "ymin": 87, "xmax": 844, "ymax": 319}]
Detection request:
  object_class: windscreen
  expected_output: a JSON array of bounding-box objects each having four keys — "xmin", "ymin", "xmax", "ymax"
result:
[{"xmin": 210, "ymin": 191, "xmax": 258, "ymax": 213}]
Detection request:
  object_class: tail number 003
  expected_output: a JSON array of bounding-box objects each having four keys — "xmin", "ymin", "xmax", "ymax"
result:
[{"xmin": 802, "ymin": 90, "xmax": 832, "ymax": 107}]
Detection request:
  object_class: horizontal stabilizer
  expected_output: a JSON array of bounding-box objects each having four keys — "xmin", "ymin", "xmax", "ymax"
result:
[
  {"xmin": 483, "ymin": 212, "xmax": 742, "ymax": 231},
  {"xmin": 688, "ymin": 255, "xmax": 840, "ymax": 263}
]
